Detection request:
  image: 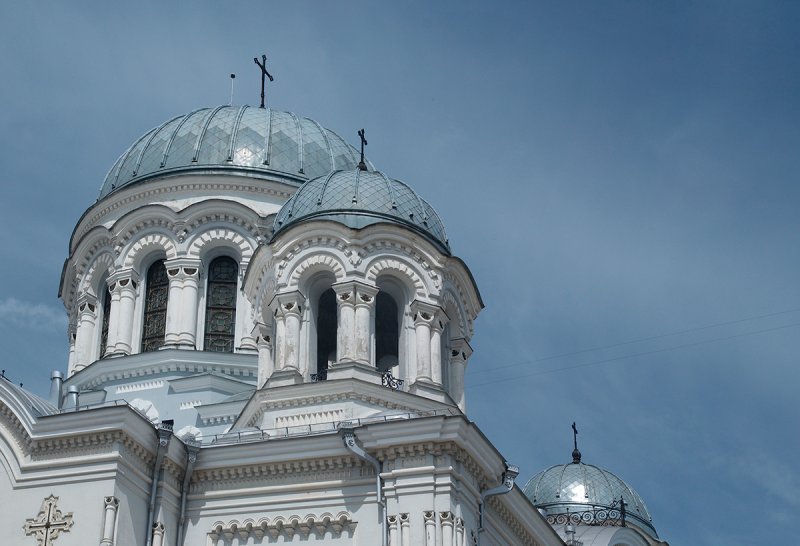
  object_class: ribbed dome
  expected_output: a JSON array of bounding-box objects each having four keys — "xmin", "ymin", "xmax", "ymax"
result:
[
  {"xmin": 100, "ymin": 106, "xmax": 373, "ymax": 198},
  {"xmin": 523, "ymin": 461, "xmax": 658, "ymax": 538},
  {"xmin": 272, "ymin": 169, "xmax": 450, "ymax": 253}
]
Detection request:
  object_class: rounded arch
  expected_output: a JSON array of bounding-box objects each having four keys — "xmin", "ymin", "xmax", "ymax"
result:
[
  {"xmin": 122, "ymin": 232, "xmax": 178, "ymax": 270},
  {"xmin": 365, "ymin": 257, "xmax": 427, "ymax": 298},
  {"xmin": 186, "ymin": 227, "xmax": 255, "ymax": 262},
  {"xmin": 287, "ymin": 252, "xmax": 346, "ymax": 288},
  {"xmin": 80, "ymin": 251, "xmax": 116, "ymax": 296},
  {"xmin": 441, "ymin": 288, "xmax": 468, "ymax": 340}
]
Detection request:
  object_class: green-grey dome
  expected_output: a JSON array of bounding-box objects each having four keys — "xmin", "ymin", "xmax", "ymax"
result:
[
  {"xmin": 272, "ymin": 169, "xmax": 450, "ymax": 254},
  {"xmin": 100, "ymin": 106, "xmax": 373, "ymax": 198},
  {"xmin": 523, "ymin": 461, "xmax": 658, "ymax": 538}
]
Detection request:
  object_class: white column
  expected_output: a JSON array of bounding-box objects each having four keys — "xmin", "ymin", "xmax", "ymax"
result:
[
  {"xmin": 388, "ymin": 515, "xmax": 399, "ymax": 546},
  {"xmin": 455, "ymin": 517, "xmax": 464, "ymax": 546},
  {"xmin": 105, "ymin": 280, "xmax": 121, "ymax": 354},
  {"xmin": 333, "ymin": 282, "xmax": 356, "ymax": 363},
  {"xmin": 354, "ymin": 283, "xmax": 378, "ymax": 364},
  {"xmin": 113, "ymin": 272, "xmax": 138, "ymax": 355},
  {"xmin": 73, "ymin": 294, "xmax": 98, "ymax": 373},
  {"xmin": 151, "ymin": 522, "xmax": 165, "ymax": 546},
  {"xmin": 164, "ymin": 262, "xmax": 183, "ymax": 347},
  {"xmin": 238, "ymin": 296, "xmax": 258, "ymax": 352},
  {"xmin": 273, "ymin": 292, "xmax": 305, "ymax": 371},
  {"xmin": 100, "ymin": 496, "xmax": 119, "ymax": 546},
  {"xmin": 424, "ymin": 511, "xmax": 436, "ymax": 546},
  {"xmin": 400, "ymin": 513, "xmax": 410, "ymax": 546},
  {"xmin": 67, "ymin": 324, "xmax": 77, "ymax": 376},
  {"xmin": 449, "ymin": 339, "xmax": 472, "ymax": 413},
  {"xmin": 178, "ymin": 262, "xmax": 201, "ymax": 349},
  {"xmin": 255, "ymin": 322, "xmax": 274, "ymax": 388},
  {"xmin": 430, "ymin": 313, "xmax": 449, "ymax": 385},
  {"xmin": 411, "ymin": 301, "xmax": 439, "ymax": 381},
  {"xmin": 441, "ymin": 512, "xmax": 453, "ymax": 546}
]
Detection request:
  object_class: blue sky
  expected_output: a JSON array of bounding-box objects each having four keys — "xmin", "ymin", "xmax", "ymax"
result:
[{"xmin": 1, "ymin": 2, "xmax": 798, "ymax": 544}]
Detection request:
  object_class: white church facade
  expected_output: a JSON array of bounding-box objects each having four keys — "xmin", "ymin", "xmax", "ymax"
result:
[{"xmin": 0, "ymin": 104, "xmax": 669, "ymax": 546}]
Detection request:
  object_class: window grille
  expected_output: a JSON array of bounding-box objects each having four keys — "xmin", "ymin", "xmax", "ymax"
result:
[
  {"xmin": 204, "ymin": 257, "xmax": 238, "ymax": 352},
  {"xmin": 141, "ymin": 260, "xmax": 168, "ymax": 352}
]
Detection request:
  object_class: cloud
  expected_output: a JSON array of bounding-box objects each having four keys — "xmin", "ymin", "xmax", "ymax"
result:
[{"xmin": 0, "ymin": 298, "xmax": 66, "ymax": 332}]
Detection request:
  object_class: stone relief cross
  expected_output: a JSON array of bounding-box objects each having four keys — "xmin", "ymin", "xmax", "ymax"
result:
[{"xmin": 23, "ymin": 495, "xmax": 73, "ymax": 546}]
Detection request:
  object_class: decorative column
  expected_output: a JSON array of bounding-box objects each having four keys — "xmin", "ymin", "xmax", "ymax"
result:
[
  {"xmin": 73, "ymin": 294, "xmax": 98, "ymax": 373},
  {"xmin": 164, "ymin": 262, "xmax": 183, "ymax": 347},
  {"xmin": 238, "ymin": 295, "xmax": 259, "ymax": 353},
  {"xmin": 430, "ymin": 313, "xmax": 449, "ymax": 386},
  {"xmin": 111, "ymin": 270, "xmax": 138, "ymax": 355},
  {"xmin": 411, "ymin": 301, "xmax": 440, "ymax": 381},
  {"xmin": 67, "ymin": 324, "xmax": 77, "ymax": 376},
  {"xmin": 354, "ymin": 283, "xmax": 378, "ymax": 364},
  {"xmin": 272, "ymin": 292, "xmax": 305, "ymax": 371},
  {"xmin": 449, "ymin": 339, "xmax": 472, "ymax": 413},
  {"xmin": 423, "ymin": 511, "xmax": 436, "ymax": 546},
  {"xmin": 178, "ymin": 261, "xmax": 201, "ymax": 349},
  {"xmin": 388, "ymin": 515, "xmax": 399, "ymax": 546},
  {"xmin": 400, "ymin": 513, "xmax": 410, "ymax": 546},
  {"xmin": 455, "ymin": 517, "xmax": 465, "ymax": 546},
  {"xmin": 100, "ymin": 496, "xmax": 120, "ymax": 546},
  {"xmin": 441, "ymin": 512, "xmax": 454, "ymax": 546},
  {"xmin": 151, "ymin": 522, "xmax": 165, "ymax": 546},
  {"xmin": 332, "ymin": 282, "xmax": 357, "ymax": 363},
  {"xmin": 255, "ymin": 322, "xmax": 274, "ymax": 387},
  {"xmin": 104, "ymin": 279, "xmax": 122, "ymax": 354}
]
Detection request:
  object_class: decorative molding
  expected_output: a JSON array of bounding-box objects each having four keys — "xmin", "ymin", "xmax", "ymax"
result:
[
  {"xmin": 286, "ymin": 253, "xmax": 346, "ymax": 285},
  {"xmin": 274, "ymin": 409, "xmax": 344, "ymax": 428},
  {"xmin": 186, "ymin": 227, "xmax": 255, "ymax": 260},
  {"xmin": 193, "ymin": 456, "xmax": 361, "ymax": 491},
  {"xmin": 115, "ymin": 379, "xmax": 164, "ymax": 394},
  {"xmin": 121, "ymin": 232, "xmax": 178, "ymax": 269},
  {"xmin": 365, "ymin": 257, "xmax": 426, "ymax": 296},
  {"xmin": 208, "ymin": 512, "xmax": 356, "ymax": 543}
]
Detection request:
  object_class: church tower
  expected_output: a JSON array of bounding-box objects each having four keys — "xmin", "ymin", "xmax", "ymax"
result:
[{"xmin": 0, "ymin": 104, "xmax": 563, "ymax": 546}]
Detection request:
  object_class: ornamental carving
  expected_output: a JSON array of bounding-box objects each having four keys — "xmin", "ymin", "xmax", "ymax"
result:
[{"xmin": 23, "ymin": 495, "xmax": 73, "ymax": 546}]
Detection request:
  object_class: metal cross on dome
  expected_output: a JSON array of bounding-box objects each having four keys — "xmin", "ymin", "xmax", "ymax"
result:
[
  {"xmin": 253, "ymin": 54, "xmax": 274, "ymax": 109},
  {"xmin": 23, "ymin": 495, "xmax": 74, "ymax": 546},
  {"xmin": 357, "ymin": 128, "xmax": 368, "ymax": 171}
]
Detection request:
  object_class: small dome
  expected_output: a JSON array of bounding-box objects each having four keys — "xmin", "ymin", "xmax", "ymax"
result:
[
  {"xmin": 272, "ymin": 169, "xmax": 450, "ymax": 253},
  {"xmin": 523, "ymin": 461, "xmax": 658, "ymax": 538},
  {"xmin": 100, "ymin": 106, "xmax": 373, "ymax": 198}
]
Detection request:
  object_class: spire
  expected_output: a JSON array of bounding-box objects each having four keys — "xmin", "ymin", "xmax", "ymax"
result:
[{"xmin": 571, "ymin": 421, "xmax": 581, "ymax": 464}]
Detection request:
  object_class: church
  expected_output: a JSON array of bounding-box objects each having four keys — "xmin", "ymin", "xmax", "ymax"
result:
[{"xmin": 0, "ymin": 89, "xmax": 669, "ymax": 545}]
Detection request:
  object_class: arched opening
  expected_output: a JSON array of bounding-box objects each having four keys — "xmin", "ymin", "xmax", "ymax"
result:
[
  {"xmin": 141, "ymin": 260, "xmax": 168, "ymax": 352},
  {"xmin": 375, "ymin": 292, "xmax": 399, "ymax": 373},
  {"xmin": 204, "ymin": 256, "xmax": 239, "ymax": 352},
  {"xmin": 99, "ymin": 285, "xmax": 111, "ymax": 358},
  {"xmin": 315, "ymin": 288, "xmax": 337, "ymax": 378}
]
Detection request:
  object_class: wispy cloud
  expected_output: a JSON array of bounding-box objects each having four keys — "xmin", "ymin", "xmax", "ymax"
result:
[{"xmin": 0, "ymin": 298, "xmax": 66, "ymax": 331}]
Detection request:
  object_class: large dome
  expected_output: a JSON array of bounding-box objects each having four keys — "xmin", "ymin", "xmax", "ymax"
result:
[
  {"xmin": 272, "ymin": 169, "xmax": 450, "ymax": 253},
  {"xmin": 523, "ymin": 461, "xmax": 658, "ymax": 538},
  {"xmin": 100, "ymin": 106, "xmax": 373, "ymax": 198}
]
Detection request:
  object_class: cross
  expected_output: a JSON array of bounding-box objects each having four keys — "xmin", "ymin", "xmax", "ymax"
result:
[
  {"xmin": 24, "ymin": 495, "xmax": 74, "ymax": 546},
  {"xmin": 572, "ymin": 422, "xmax": 578, "ymax": 450},
  {"xmin": 357, "ymin": 128, "xmax": 368, "ymax": 171},
  {"xmin": 253, "ymin": 54, "xmax": 274, "ymax": 109}
]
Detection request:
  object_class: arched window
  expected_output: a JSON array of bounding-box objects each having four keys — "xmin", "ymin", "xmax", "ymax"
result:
[
  {"xmin": 141, "ymin": 260, "xmax": 168, "ymax": 352},
  {"xmin": 316, "ymin": 288, "xmax": 337, "ymax": 378},
  {"xmin": 99, "ymin": 286, "xmax": 111, "ymax": 358},
  {"xmin": 375, "ymin": 292, "xmax": 399, "ymax": 372},
  {"xmin": 204, "ymin": 256, "xmax": 238, "ymax": 352}
]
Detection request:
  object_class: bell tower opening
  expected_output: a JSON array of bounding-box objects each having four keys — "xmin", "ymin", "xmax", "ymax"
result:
[
  {"xmin": 375, "ymin": 292, "xmax": 399, "ymax": 372},
  {"xmin": 316, "ymin": 288, "xmax": 337, "ymax": 378}
]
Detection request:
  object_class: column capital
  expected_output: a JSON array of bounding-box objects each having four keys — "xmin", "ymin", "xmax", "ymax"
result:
[
  {"xmin": 270, "ymin": 291, "xmax": 306, "ymax": 317},
  {"xmin": 410, "ymin": 300, "xmax": 442, "ymax": 325},
  {"xmin": 449, "ymin": 337, "xmax": 473, "ymax": 361},
  {"xmin": 76, "ymin": 293, "xmax": 98, "ymax": 317},
  {"xmin": 331, "ymin": 280, "xmax": 378, "ymax": 305},
  {"xmin": 164, "ymin": 258, "xmax": 202, "ymax": 281},
  {"xmin": 103, "ymin": 496, "xmax": 120, "ymax": 508},
  {"xmin": 108, "ymin": 268, "xmax": 139, "ymax": 292}
]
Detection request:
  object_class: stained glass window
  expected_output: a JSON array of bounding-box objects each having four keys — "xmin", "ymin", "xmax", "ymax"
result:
[
  {"xmin": 141, "ymin": 260, "xmax": 168, "ymax": 352},
  {"xmin": 99, "ymin": 286, "xmax": 111, "ymax": 358},
  {"xmin": 204, "ymin": 256, "xmax": 238, "ymax": 352}
]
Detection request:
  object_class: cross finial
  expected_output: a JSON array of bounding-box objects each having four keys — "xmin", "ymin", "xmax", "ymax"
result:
[
  {"xmin": 571, "ymin": 422, "xmax": 581, "ymax": 464},
  {"xmin": 253, "ymin": 54, "xmax": 274, "ymax": 109},
  {"xmin": 357, "ymin": 128, "xmax": 368, "ymax": 171}
]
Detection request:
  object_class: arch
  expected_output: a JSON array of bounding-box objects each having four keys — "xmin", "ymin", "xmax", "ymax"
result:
[
  {"xmin": 287, "ymin": 253, "xmax": 346, "ymax": 287},
  {"xmin": 365, "ymin": 257, "xmax": 426, "ymax": 297},
  {"xmin": 186, "ymin": 227, "xmax": 255, "ymax": 261},
  {"xmin": 122, "ymin": 232, "xmax": 178, "ymax": 270},
  {"xmin": 80, "ymin": 251, "xmax": 116, "ymax": 296},
  {"xmin": 441, "ymin": 288, "xmax": 468, "ymax": 340}
]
